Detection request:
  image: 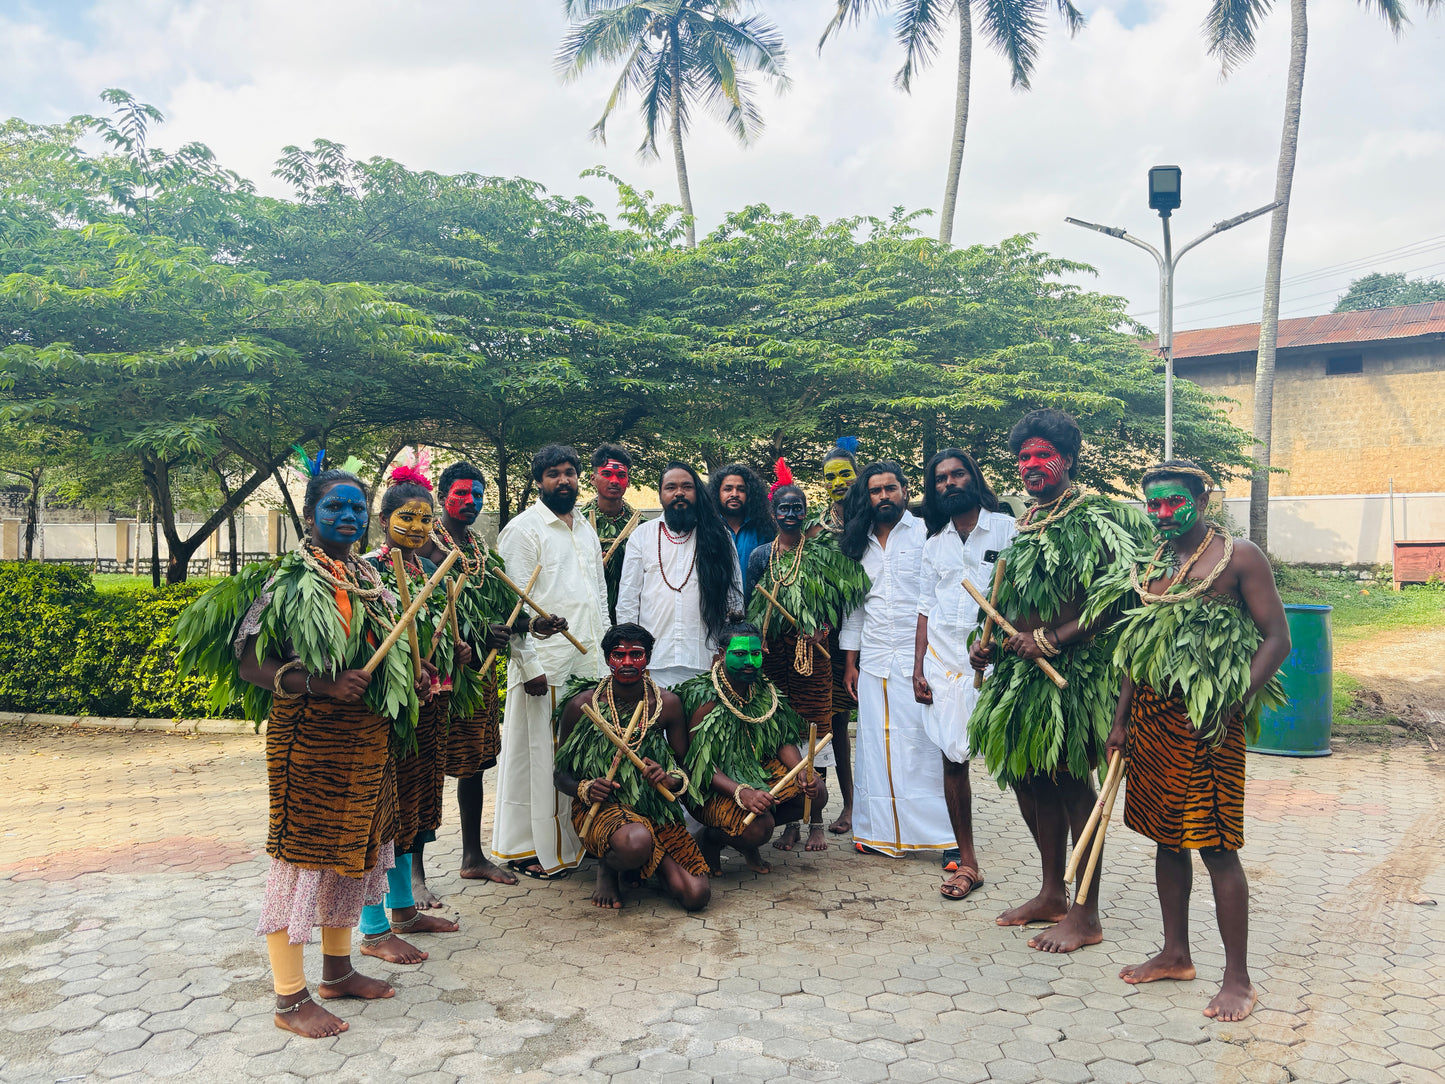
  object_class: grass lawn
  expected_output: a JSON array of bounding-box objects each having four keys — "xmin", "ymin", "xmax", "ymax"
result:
[
  {"xmin": 92, "ymin": 573, "xmax": 223, "ymax": 593},
  {"xmin": 1275, "ymin": 569, "xmax": 1445, "ymax": 645}
]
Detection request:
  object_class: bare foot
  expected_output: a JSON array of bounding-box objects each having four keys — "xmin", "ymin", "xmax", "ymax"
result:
[
  {"xmin": 741, "ymin": 847, "xmax": 772, "ymax": 875},
  {"xmin": 591, "ymin": 866, "xmax": 624, "ymax": 909},
  {"xmin": 828, "ymin": 809, "xmax": 852, "ymax": 835},
  {"xmin": 460, "ymin": 852, "xmax": 519, "ymax": 884},
  {"xmin": 1028, "ymin": 906, "xmax": 1103, "ymax": 953},
  {"xmin": 1120, "ymin": 951, "xmax": 1197, "ymax": 985},
  {"xmin": 698, "ymin": 834, "xmax": 724, "ymax": 876},
  {"xmin": 805, "ymin": 826, "xmax": 828, "ymax": 852},
  {"xmin": 772, "ymin": 823, "xmax": 800, "ymax": 852},
  {"xmin": 393, "ymin": 909, "xmax": 459, "ymax": 934},
  {"xmin": 317, "ymin": 969, "xmax": 395, "ymax": 1000},
  {"xmin": 274, "ymin": 994, "xmax": 348, "ymax": 1037},
  {"xmin": 410, "ymin": 877, "xmax": 444, "ymax": 910},
  {"xmin": 1204, "ymin": 978, "xmax": 1257, "ymax": 1021},
  {"xmin": 996, "ymin": 892, "xmax": 1069, "ymax": 927},
  {"xmin": 359, "ymin": 933, "xmax": 428, "ymax": 964}
]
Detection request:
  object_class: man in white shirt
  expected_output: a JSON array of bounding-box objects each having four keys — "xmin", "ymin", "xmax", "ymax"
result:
[
  {"xmin": 838, "ymin": 461, "xmax": 953, "ymax": 858},
  {"xmin": 491, "ymin": 445, "xmax": 609, "ymax": 879},
  {"xmin": 616, "ymin": 462, "xmax": 742, "ymax": 687},
  {"xmin": 913, "ymin": 449, "xmax": 1018, "ymax": 900}
]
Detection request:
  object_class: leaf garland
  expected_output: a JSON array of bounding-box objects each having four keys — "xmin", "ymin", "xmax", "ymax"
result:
[
  {"xmin": 437, "ymin": 531, "xmax": 516, "ymax": 722},
  {"xmin": 675, "ymin": 672, "xmax": 805, "ymax": 792},
  {"xmin": 745, "ymin": 531, "xmax": 870, "ymax": 638}
]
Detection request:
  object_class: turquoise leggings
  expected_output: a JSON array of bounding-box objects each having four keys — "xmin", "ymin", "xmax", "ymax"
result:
[{"xmin": 359, "ymin": 852, "xmax": 414, "ymax": 935}]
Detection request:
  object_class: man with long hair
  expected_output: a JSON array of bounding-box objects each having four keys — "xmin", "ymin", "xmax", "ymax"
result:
[
  {"xmin": 491, "ymin": 444, "xmax": 609, "ymax": 880},
  {"xmin": 838, "ymin": 461, "xmax": 954, "ymax": 859},
  {"xmin": 616, "ymin": 462, "xmax": 742, "ymax": 686},
  {"xmin": 709, "ymin": 462, "xmax": 775, "ymax": 575},
  {"xmin": 913, "ymin": 449, "xmax": 1017, "ymax": 900}
]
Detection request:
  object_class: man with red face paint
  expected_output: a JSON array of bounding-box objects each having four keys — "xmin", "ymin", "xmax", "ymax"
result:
[
  {"xmin": 553, "ymin": 623, "xmax": 711, "ymax": 911},
  {"xmin": 967, "ymin": 410, "xmax": 1152, "ymax": 954},
  {"xmin": 578, "ymin": 444, "xmax": 636, "ymax": 624}
]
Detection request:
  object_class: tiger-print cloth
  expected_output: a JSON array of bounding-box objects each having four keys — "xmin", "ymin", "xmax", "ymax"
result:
[
  {"xmin": 569, "ymin": 798, "xmax": 711, "ymax": 878},
  {"xmin": 692, "ymin": 758, "xmax": 802, "ymax": 838},
  {"xmin": 1124, "ymin": 681, "xmax": 1245, "ymax": 851},
  {"xmin": 394, "ymin": 693, "xmax": 449, "ymax": 853},
  {"xmin": 763, "ymin": 628, "xmax": 833, "ymax": 741},
  {"xmin": 445, "ymin": 670, "xmax": 502, "ymax": 777},
  {"xmin": 266, "ymin": 695, "xmax": 392, "ymax": 878}
]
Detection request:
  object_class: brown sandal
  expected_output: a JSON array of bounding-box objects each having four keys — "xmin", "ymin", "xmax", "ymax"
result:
[{"xmin": 940, "ymin": 867, "xmax": 984, "ymax": 900}]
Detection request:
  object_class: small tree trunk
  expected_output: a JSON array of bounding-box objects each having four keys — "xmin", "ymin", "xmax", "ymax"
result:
[
  {"xmin": 937, "ymin": 1, "xmax": 974, "ymax": 246},
  {"xmin": 36, "ymin": 489, "xmax": 46, "ymax": 562},
  {"xmin": 496, "ymin": 440, "xmax": 513, "ymax": 531},
  {"xmin": 1248, "ymin": 0, "xmax": 1307, "ymax": 553},
  {"xmin": 215, "ymin": 464, "xmax": 239, "ymax": 575},
  {"xmin": 669, "ymin": 31, "xmax": 697, "ymax": 249},
  {"xmin": 22, "ymin": 468, "xmax": 41, "ymax": 561},
  {"xmin": 149, "ymin": 505, "xmax": 160, "ymax": 588},
  {"xmin": 272, "ymin": 468, "xmax": 304, "ymax": 539},
  {"xmin": 921, "ymin": 412, "xmax": 939, "ymax": 465},
  {"xmin": 132, "ymin": 497, "xmax": 143, "ymax": 574}
]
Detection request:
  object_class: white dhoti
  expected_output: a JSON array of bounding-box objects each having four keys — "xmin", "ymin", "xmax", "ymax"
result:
[
  {"xmin": 490, "ymin": 682, "xmax": 582, "ymax": 875},
  {"xmin": 852, "ymin": 671, "xmax": 954, "ymax": 857},
  {"xmin": 651, "ymin": 664, "xmax": 705, "ymax": 690},
  {"xmin": 921, "ymin": 647, "xmax": 981, "ymax": 765}
]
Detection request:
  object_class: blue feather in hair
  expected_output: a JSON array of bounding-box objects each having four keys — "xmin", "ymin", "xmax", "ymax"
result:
[{"xmin": 835, "ymin": 436, "xmax": 859, "ymax": 454}]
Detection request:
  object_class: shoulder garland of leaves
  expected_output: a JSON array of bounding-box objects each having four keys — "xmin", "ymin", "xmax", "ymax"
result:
[
  {"xmin": 172, "ymin": 552, "xmax": 418, "ymax": 741},
  {"xmin": 676, "ymin": 673, "xmax": 805, "ymax": 792},
  {"xmin": 445, "ymin": 542, "xmax": 515, "ymax": 720},
  {"xmin": 553, "ymin": 678, "xmax": 693, "ymax": 822},
  {"xmin": 745, "ymin": 531, "xmax": 870, "ymax": 637},
  {"xmin": 1112, "ymin": 594, "xmax": 1286, "ymax": 747},
  {"xmin": 368, "ymin": 552, "xmax": 455, "ymax": 685},
  {"xmin": 581, "ymin": 497, "xmax": 635, "ymax": 541}
]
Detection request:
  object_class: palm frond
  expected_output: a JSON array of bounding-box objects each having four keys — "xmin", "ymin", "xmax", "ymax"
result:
[
  {"xmin": 1204, "ymin": 0, "xmax": 1272, "ymax": 73},
  {"xmin": 894, "ymin": 0, "xmax": 954, "ymax": 93},
  {"xmin": 1053, "ymin": 0, "xmax": 1085, "ymax": 36},
  {"xmin": 556, "ymin": 5, "xmax": 656, "ymax": 80},
  {"xmin": 1357, "ymin": 0, "xmax": 1410, "ymax": 33},
  {"xmin": 978, "ymin": 0, "xmax": 1045, "ymax": 89},
  {"xmin": 819, "ymin": 0, "xmax": 893, "ymax": 49},
  {"xmin": 590, "ymin": 40, "xmax": 655, "ymax": 145},
  {"xmin": 635, "ymin": 51, "xmax": 679, "ymax": 159}
]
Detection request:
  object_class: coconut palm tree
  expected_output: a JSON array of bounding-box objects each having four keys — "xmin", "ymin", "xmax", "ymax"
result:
[
  {"xmin": 557, "ymin": 0, "xmax": 789, "ymax": 248},
  {"xmin": 1207, "ymin": 0, "xmax": 1439, "ymax": 550},
  {"xmin": 820, "ymin": 1, "xmax": 1083, "ymax": 246}
]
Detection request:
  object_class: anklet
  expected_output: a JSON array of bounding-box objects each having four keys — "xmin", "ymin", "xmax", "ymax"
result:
[
  {"xmin": 275, "ymin": 993, "xmax": 313, "ymax": 1013},
  {"xmin": 359, "ymin": 932, "xmax": 392, "ymax": 947},
  {"xmin": 320, "ymin": 968, "xmax": 356, "ymax": 985},
  {"xmin": 391, "ymin": 913, "xmax": 426, "ymax": 934}
]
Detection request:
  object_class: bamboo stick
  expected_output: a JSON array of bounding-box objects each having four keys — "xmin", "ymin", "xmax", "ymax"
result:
[
  {"xmin": 1075, "ymin": 758, "xmax": 1125, "ymax": 905},
  {"xmin": 601, "ymin": 510, "xmax": 643, "ymax": 566},
  {"xmin": 974, "ymin": 558, "xmax": 1007, "ymax": 690},
  {"xmin": 488, "ymin": 565, "xmax": 588, "ymax": 655},
  {"xmin": 424, "ymin": 573, "xmax": 468, "ymax": 665},
  {"xmin": 362, "ymin": 548, "xmax": 460, "ymax": 675},
  {"xmin": 1064, "ymin": 750, "xmax": 1123, "ymax": 883},
  {"xmin": 391, "ymin": 549, "xmax": 426, "ymax": 683},
  {"xmin": 741, "ymin": 732, "xmax": 834, "ymax": 826},
  {"xmin": 480, "ymin": 564, "xmax": 541, "ymax": 675},
  {"xmin": 755, "ymin": 583, "xmax": 830, "ymax": 659},
  {"xmin": 961, "ymin": 580, "xmax": 1067, "ymax": 689},
  {"xmin": 580, "ymin": 698, "xmax": 646, "ymax": 837},
  {"xmin": 577, "ymin": 701, "xmax": 678, "ymax": 801},
  {"xmin": 801, "ymin": 722, "xmax": 819, "ymax": 824}
]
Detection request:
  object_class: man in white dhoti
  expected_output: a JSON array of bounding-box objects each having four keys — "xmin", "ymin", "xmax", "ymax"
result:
[
  {"xmin": 913, "ymin": 449, "xmax": 1018, "ymax": 899},
  {"xmin": 838, "ymin": 461, "xmax": 953, "ymax": 858},
  {"xmin": 492, "ymin": 445, "xmax": 608, "ymax": 878},
  {"xmin": 616, "ymin": 462, "xmax": 741, "ymax": 688}
]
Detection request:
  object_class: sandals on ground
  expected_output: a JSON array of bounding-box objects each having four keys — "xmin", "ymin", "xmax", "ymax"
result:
[{"xmin": 940, "ymin": 867, "xmax": 984, "ymax": 900}]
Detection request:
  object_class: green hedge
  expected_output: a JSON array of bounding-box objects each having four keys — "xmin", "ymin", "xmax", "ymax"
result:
[{"xmin": 0, "ymin": 564, "xmax": 233, "ymax": 719}]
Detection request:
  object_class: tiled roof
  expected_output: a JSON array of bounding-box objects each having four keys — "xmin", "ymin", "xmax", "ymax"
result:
[{"xmin": 1169, "ymin": 301, "xmax": 1445, "ymax": 359}]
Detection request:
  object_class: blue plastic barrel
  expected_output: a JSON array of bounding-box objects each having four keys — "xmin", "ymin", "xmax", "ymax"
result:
[{"xmin": 1249, "ymin": 603, "xmax": 1333, "ymax": 757}]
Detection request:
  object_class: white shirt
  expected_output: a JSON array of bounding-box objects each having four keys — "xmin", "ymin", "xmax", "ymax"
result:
[
  {"xmin": 839, "ymin": 509, "xmax": 926, "ymax": 680},
  {"xmin": 919, "ymin": 510, "xmax": 1019, "ymax": 672},
  {"xmin": 497, "ymin": 500, "xmax": 608, "ymax": 687},
  {"xmin": 616, "ymin": 518, "xmax": 742, "ymax": 678}
]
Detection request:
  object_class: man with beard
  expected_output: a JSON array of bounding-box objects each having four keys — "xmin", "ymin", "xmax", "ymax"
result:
[
  {"xmin": 577, "ymin": 444, "xmax": 636, "ymax": 624},
  {"xmin": 709, "ymin": 462, "xmax": 775, "ymax": 575},
  {"xmin": 491, "ymin": 445, "xmax": 609, "ymax": 879},
  {"xmin": 553, "ymin": 623, "xmax": 712, "ymax": 911},
  {"xmin": 616, "ymin": 462, "xmax": 742, "ymax": 687},
  {"xmin": 967, "ymin": 410, "xmax": 1150, "ymax": 952},
  {"xmin": 912, "ymin": 449, "xmax": 1017, "ymax": 900},
  {"xmin": 838, "ymin": 462, "xmax": 954, "ymax": 858}
]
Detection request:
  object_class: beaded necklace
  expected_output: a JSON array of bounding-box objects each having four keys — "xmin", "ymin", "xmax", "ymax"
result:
[
  {"xmin": 432, "ymin": 522, "xmax": 488, "ymax": 578},
  {"xmin": 708, "ymin": 662, "xmax": 779, "ymax": 725},
  {"xmin": 1131, "ymin": 527, "xmax": 1235, "ymax": 605},
  {"xmin": 767, "ymin": 534, "xmax": 806, "ymax": 587},
  {"xmin": 301, "ymin": 542, "xmax": 394, "ymax": 629},
  {"xmin": 597, "ymin": 674, "xmax": 664, "ymax": 749},
  {"xmin": 657, "ymin": 521, "xmax": 698, "ymax": 591}
]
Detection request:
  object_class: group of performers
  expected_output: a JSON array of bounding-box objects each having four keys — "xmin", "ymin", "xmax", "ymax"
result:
[{"xmin": 174, "ymin": 407, "xmax": 1291, "ymax": 1040}]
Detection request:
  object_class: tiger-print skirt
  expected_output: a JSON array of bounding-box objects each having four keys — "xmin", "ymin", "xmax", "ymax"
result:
[
  {"xmin": 1124, "ymin": 682, "xmax": 1245, "ymax": 851},
  {"xmin": 445, "ymin": 671, "xmax": 502, "ymax": 777},
  {"xmin": 764, "ymin": 629, "xmax": 833, "ymax": 740},
  {"xmin": 266, "ymin": 696, "xmax": 392, "ymax": 878},
  {"xmin": 692, "ymin": 758, "xmax": 802, "ymax": 838},
  {"xmin": 569, "ymin": 799, "xmax": 710, "ymax": 878},
  {"xmin": 394, "ymin": 693, "xmax": 449, "ymax": 854}
]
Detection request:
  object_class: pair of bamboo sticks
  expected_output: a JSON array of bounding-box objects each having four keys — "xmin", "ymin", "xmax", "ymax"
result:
[{"xmin": 1067, "ymin": 750, "xmax": 1126, "ymax": 904}]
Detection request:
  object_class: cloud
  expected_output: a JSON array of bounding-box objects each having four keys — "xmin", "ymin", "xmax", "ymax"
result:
[{"xmin": 2, "ymin": 0, "xmax": 1442, "ymax": 329}]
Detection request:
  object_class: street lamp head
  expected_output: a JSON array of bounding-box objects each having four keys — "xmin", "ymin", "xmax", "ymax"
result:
[{"xmin": 1148, "ymin": 165, "xmax": 1182, "ymax": 218}]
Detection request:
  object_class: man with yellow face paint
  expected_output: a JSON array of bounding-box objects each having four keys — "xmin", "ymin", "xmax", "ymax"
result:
[{"xmin": 814, "ymin": 438, "xmax": 860, "ymax": 835}]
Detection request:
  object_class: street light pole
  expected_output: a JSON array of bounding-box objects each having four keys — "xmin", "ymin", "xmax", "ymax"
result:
[{"xmin": 1066, "ymin": 170, "xmax": 1280, "ymax": 461}]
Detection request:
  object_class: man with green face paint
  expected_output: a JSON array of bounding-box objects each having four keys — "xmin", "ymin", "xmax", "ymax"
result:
[
  {"xmin": 1105, "ymin": 460, "xmax": 1290, "ymax": 1023},
  {"xmin": 675, "ymin": 621, "xmax": 823, "ymax": 875}
]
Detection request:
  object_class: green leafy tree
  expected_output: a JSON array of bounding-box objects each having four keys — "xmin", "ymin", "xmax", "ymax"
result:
[
  {"xmin": 1205, "ymin": 0, "xmax": 1441, "ymax": 551},
  {"xmin": 556, "ymin": 0, "xmax": 790, "ymax": 249},
  {"xmin": 820, "ymin": 0, "xmax": 1084, "ymax": 245},
  {"xmin": 1333, "ymin": 270, "xmax": 1445, "ymax": 312}
]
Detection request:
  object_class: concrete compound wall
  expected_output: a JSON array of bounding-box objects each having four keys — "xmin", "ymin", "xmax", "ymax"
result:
[{"xmin": 1219, "ymin": 492, "xmax": 1445, "ymax": 566}]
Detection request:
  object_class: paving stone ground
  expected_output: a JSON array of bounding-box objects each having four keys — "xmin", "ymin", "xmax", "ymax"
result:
[{"xmin": 2, "ymin": 722, "xmax": 1443, "ymax": 1084}]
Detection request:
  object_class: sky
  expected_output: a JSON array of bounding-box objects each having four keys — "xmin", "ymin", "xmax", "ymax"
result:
[{"xmin": 1, "ymin": 0, "xmax": 1442, "ymax": 332}]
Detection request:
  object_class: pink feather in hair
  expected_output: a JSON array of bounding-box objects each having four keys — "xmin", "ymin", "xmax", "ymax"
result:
[{"xmin": 389, "ymin": 464, "xmax": 434, "ymax": 491}]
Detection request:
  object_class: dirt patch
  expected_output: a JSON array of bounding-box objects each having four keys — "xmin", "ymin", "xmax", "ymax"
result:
[{"xmin": 1335, "ymin": 622, "xmax": 1445, "ymax": 745}]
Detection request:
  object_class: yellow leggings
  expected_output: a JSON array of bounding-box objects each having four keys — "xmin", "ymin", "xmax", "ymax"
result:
[{"xmin": 265, "ymin": 927, "xmax": 352, "ymax": 996}]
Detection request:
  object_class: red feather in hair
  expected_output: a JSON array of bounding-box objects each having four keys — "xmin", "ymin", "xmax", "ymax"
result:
[
  {"xmin": 769, "ymin": 457, "xmax": 794, "ymax": 500},
  {"xmin": 389, "ymin": 464, "xmax": 434, "ymax": 491}
]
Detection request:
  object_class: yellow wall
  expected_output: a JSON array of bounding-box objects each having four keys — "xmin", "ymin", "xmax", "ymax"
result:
[{"xmin": 1178, "ymin": 339, "xmax": 1445, "ymax": 497}]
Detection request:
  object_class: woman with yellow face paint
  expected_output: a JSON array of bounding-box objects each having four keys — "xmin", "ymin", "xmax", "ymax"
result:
[{"xmin": 814, "ymin": 438, "xmax": 860, "ymax": 835}]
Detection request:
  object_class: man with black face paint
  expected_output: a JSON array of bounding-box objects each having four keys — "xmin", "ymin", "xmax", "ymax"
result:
[
  {"xmin": 616, "ymin": 462, "xmax": 741, "ymax": 687},
  {"xmin": 491, "ymin": 445, "xmax": 608, "ymax": 880},
  {"xmin": 913, "ymin": 449, "xmax": 1017, "ymax": 900}
]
